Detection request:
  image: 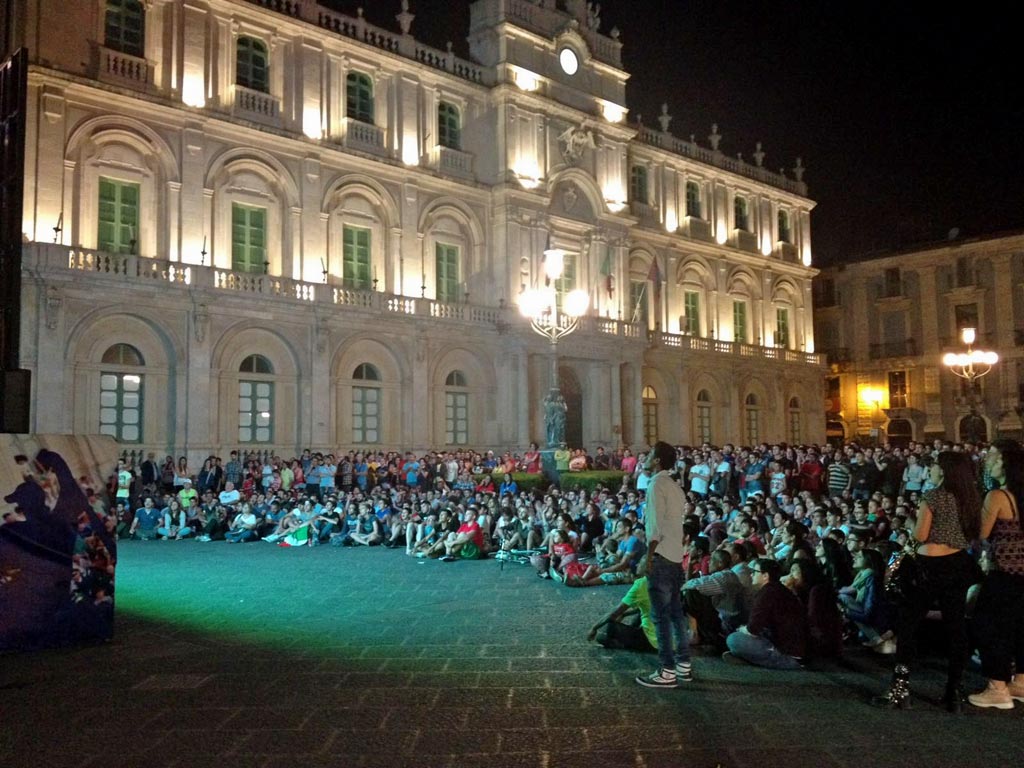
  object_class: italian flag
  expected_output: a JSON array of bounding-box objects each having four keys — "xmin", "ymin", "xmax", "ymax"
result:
[{"xmin": 278, "ymin": 525, "xmax": 312, "ymax": 547}]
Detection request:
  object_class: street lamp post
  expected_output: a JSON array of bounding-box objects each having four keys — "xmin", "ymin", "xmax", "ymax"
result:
[
  {"xmin": 518, "ymin": 247, "xmax": 591, "ymax": 453},
  {"xmin": 942, "ymin": 327, "xmax": 999, "ymax": 441}
]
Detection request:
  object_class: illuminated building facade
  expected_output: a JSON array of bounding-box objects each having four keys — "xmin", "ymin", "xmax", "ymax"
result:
[
  {"xmin": 814, "ymin": 231, "xmax": 1024, "ymax": 445},
  {"xmin": 10, "ymin": 0, "xmax": 823, "ymax": 459}
]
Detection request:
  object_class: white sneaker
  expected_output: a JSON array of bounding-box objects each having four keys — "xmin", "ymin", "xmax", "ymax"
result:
[
  {"xmin": 968, "ymin": 682, "xmax": 1014, "ymax": 710},
  {"xmin": 635, "ymin": 668, "xmax": 678, "ymax": 688}
]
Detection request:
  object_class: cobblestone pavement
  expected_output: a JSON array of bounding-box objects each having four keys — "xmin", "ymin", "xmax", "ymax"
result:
[{"xmin": 2, "ymin": 543, "xmax": 1023, "ymax": 768}]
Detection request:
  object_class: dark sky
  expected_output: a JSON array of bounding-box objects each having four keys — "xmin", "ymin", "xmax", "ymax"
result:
[{"xmin": 329, "ymin": 1, "xmax": 1023, "ymax": 265}]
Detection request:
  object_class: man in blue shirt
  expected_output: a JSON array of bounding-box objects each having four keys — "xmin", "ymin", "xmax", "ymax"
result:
[{"xmin": 129, "ymin": 497, "xmax": 162, "ymax": 540}]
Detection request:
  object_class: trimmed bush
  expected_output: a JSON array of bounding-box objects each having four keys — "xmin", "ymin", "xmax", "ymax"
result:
[
  {"xmin": 472, "ymin": 472, "xmax": 550, "ymax": 494},
  {"xmin": 557, "ymin": 471, "xmax": 627, "ymax": 494}
]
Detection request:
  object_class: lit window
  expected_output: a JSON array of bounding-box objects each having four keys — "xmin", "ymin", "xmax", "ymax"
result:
[
  {"xmin": 346, "ymin": 72, "xmax": 374, "ymax": 124},
  {"xmin": 236, "ymin": 36, "xmax": 269, "ymax": 93},
  {"xmin": 683, "ymin": 291, "xmax": 701, "ymax": 335},
  {"xmin": 733, "ymin": 300, "xmax": 748, "ymax": 343},
  {"xmin": 445, "ymin": 370, "xmax": 469, "ymax": 445},
  {"xmin": 436, "ymin": 243, "xmax": 460, "ymax": 302},
  {"xmin": 642, "ymin": 385, "xmax": 658, "ymax": 446},
  {"xmin": 438, "ymin": 101, "xmax": 461, "ymax": 150},
  {"xmin": 98, "ymin": 178, "xmax": 139, "ymax": 254},
  {"xmin": 744, "ymin": 393, "xmax": 760, "ymax": 444},
  {"xmin": 343, "ymin": 226, "xmax": 372, "ymax": 290},
  {"xmin": 99, "ymin": 344, "xmax": 144, "ymax": 444},
  {"xmin": 696, "ymin": 389, "xmax": 712, "ymax": 445},
  {"xmin": 231, "ymin": 203, "xmax": 267, "ymax": 274}
]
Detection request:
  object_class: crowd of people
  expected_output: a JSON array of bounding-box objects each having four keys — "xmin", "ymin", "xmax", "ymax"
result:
[{"xmin": 99, "ymin": 437, "xmax": 1024, "ymax": 710}]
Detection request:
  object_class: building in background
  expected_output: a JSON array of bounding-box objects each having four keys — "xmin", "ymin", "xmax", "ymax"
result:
[
  {"xmin": 814, "ymin": 231, "xmax": 1024, "ymax": 446},
  {"xmin": 10, "ymin": 0, "xmax": 823, "ymax": 461}
]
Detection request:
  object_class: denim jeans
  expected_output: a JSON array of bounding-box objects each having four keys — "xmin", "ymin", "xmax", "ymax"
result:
[
  {"xmin": 648, "ymin": 553, "xmax": 690, "ymax": 670},
  {"xmin": 726, "ymin": 630, "xmax": 802, "ymax": 670}
]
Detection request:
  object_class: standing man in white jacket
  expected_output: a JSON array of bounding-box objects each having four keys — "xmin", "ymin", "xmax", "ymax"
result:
[{"xmin": 636, "ymin": 441, "xmax": 693, "ymax": 688}]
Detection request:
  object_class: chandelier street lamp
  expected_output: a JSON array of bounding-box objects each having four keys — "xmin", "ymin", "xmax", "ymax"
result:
[
  {"xmin": 519, "ymin": 246, "xmax": 591, "ymax": 449},
  {"xmin": 942, "ymin": 327, "xmax": 998, "ymax": 383}
]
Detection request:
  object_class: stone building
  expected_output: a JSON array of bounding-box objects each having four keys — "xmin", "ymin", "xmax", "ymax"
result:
[
  {"xmin": 9, "ymin": 0, "xmax": 824, "ymax": 462},
  {"xmin": 814, "ymin": 231, "xmax": 1024, "ymax": 446}
]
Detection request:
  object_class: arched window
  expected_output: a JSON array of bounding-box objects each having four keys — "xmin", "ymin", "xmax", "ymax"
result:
[
  {"xmin": 438, "ymin": 101, "xmax": 461, "ymax": 150},
  {"xmin": 685, "ymin": 181, "xmax": 702, "ymax": 218},
  {"xmin": 352, "ymin": 363, "xmax": 380, "ymax": 443},
  {"xmin": 236, "ymin": 36, "xmax": 269, "ymax": 93},
  {"xmin": 346, "ymin": 71, "xmax": 375, "ymax": 124},
  {"xmin": 105, "ymin": 0, "xmax": 145, "ymax": 58},
  {"xmin": 787, "ymin": 396, "xmax": 801, "ymax": 444},
  {"xmin": 445, "ymin": 370, "xmax": 469, "ymax": 445},
  {"xmin": 734, "ymin": 195, "xmax": 749, "ymax": 231},
  {"xmin": 238, "ymin": 355, "xmax": 274, "ymax": 444},
  {"xmin": 100, "ymin": 343, "xmax": 144, "ymax": 443},
  {"xmin": 445, "ymin": 370, "xmax": 467, "ymax": 387},
  {"xmin": 744, "ymin": 393, "xmax": 760, "ymax": 445},
  {"xmin": 642, "ymin": 385, "xmax": 658, "ymax": 446},
  {"xmin": 695, "ymin": 389, "xmax": 712, "ymax": 445}
]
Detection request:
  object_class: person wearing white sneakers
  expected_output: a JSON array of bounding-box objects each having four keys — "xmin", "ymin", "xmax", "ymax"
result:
[
  {"xmin": 635, "ymin": 441, "xmax": 692, "ymax": 688},
  {"xmin": 969, "ymin": 439, "xmax": 1024, "ymax": 710}
]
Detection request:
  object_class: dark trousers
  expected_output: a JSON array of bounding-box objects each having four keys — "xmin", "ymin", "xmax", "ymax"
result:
[
  {"xmin": 683, "ymin": 589, "xmax": 724, "ymax": 649},
  {"xmin": 596, "ymin": 619, "xmax": 655, "ymax": 653},
  {"xmin": 972, "ymin": 570, "xmax": 1024, "ymax": 682},
  {"xmin": 896, "ymin": 550, "xmax": 976, "ymax": 687}
]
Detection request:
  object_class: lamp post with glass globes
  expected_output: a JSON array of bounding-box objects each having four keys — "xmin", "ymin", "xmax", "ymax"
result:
[
  {"xmin": 942, "ymin": 327, "xmax": 998, "ymax": 439},
  {"xmin": 518, "ymin": 247, "xmax": 591, "ymax": 466}
]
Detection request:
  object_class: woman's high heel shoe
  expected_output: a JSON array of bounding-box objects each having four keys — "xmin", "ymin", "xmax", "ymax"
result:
[{"xmin": 871, "ymin": 664, "xmax": 912, "ymax": 709}]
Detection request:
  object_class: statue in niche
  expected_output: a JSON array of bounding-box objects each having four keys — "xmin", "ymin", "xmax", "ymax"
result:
[
  {"xmin": 562, "ymin": 182, "xmax": 579, "ymax": 213},
  {"xmin": 557, "ymin": 125, "xmax": 596, "ymax": 166},
  {"xmin": 544, "ymin": 390, "xmax": 568, "ymax": 448}
]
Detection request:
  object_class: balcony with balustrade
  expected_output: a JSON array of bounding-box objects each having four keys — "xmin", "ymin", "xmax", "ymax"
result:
[
  {"xmin": 234, "ymin": 85, "xmax": 281, "ymax": 126},
  {"xmin": 340, "ymin": 118, "xmax": 387, "ymax": 157},
  {"xmin": 429, "ymin": 144, "xmax": 475, "ymax": 180},
  {"xmin": 95, "ymin": 45, "xmax": 151, "ymax": 91}
]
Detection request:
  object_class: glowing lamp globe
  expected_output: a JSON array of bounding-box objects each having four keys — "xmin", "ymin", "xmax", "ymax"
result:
[{"xmin": 563, "ymin": 289, "xmax": 590, "ymax": 318}]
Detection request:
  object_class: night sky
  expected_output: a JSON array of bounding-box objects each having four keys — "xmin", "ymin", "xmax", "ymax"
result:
[{"xmin": 328, "ymin": 1, "xmax": 1023, "ymax": 266}]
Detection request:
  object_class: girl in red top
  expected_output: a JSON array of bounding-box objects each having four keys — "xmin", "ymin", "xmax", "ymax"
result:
[{"xmin": 552, "ymin": 530, "xmax": 588, "ymax": 583}]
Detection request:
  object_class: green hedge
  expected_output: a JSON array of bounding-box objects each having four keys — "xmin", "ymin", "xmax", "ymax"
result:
[
  {"xmin": 557, "ymin": 471, "xmax": 628, "ymax": 494},
  {"xmin": 472, "ymin": 472, "xmax": 550, "ymax": 494}
]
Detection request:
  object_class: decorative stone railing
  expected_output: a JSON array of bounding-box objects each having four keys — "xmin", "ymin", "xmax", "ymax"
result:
[
  {"xmin": 30, "ymin": 242, "xmax": 821, "ymax": 364},
  {"xmin": 97, "ymin": 45, "xmax": 150, "ymax": 89},
  {"xmin": 343, "ymin": 118, "xmax": 385, "ymax": 155},
  {"xmin": 635, "ymin": 125, "xmax": 807, "ymax": 196},
  {"xmin": 235, "ymin": 85, "xmax": 280, "ymax": 122},
  {"xmin": 431, "ymin": 145, "xmax": 475, "ymax": 178}
]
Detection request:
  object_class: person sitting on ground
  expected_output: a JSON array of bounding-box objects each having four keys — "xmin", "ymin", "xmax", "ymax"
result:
[
  {"xmin": 839, "ymin": 547, "xmax": 894, "ymax": 653},
  {"xmin": 499, "ymin": 474, "xmax": 518, "ymax": 497},
  {"xmin": 550, "ymin": 530, "xmax": 588, "ymax": 583},
  {"xmin": 350, "ymin": 504, "xmax": 383, "ymax": 546},
  {"xmin": 586, "ymin": 556, "xmax": 656, "ymax": 652},
  {"xmin": 128, "ymin": 496, "xmax": 162, "ymax": 540},
  {"xmin": 157, "ymin": 498, "xmax": 189, "ymax": 540},
  {"xmin": 683, "ymin": 548, "xmax": 748, "ymax": 649},
  {"xmin": 724, "ymin": 557, "xmax": 807, "ymax": 669},
  {"xmin": 440, "ymin": 508, "xmax": 485, "ymax": 561},
  {"xmin": 784, "ymin": 557, "xmax": 844, "ymax": 660},
  {"xmin": 476, "ymin": 473, "xmax": 496, "ymax": 495},
  {"xmin": 578, "ymin": 502, "xmax": 606, "ymax": 554},
  {"xmin": 569, "ymin": 519, "xmax": 645, "ymax": 586},
  {"xmin": 218, "ymin": 481, "xmax": 241, "ymax": 510},
  {"xmin": 731, "ymin": 515, "xmax": 766, "ymax": 555},
  {"xmin": 225, "ymin": 503, "xmax": 259, "ymax": 543}
]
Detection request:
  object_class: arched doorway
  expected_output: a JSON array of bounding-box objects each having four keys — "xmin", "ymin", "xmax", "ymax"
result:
[
  {"xmin": 559, "ymin": 366, "xmax": 583, "ymax": 449},
  {"xmin": 886, "ymin": 418, "xmax": 914, "ymax": 449},
  {"xmin": 959, "ymin": 413, "xmax": 988, "ymax": 443}
]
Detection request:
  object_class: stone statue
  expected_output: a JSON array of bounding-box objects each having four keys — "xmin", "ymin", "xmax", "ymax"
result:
[{"xmin": 544, "ymin": 390, "xmax": 568, "ymax": 448}]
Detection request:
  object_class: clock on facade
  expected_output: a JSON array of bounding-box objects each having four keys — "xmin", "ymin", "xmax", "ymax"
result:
[{"xmin": 558, "ymin": 47, "xmax": 579, "ymax": 75}]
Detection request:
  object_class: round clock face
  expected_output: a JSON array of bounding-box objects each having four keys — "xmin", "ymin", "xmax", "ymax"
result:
[{"xmin": 559, "ymin": 47, "xmax": 579, "ymax": 75}]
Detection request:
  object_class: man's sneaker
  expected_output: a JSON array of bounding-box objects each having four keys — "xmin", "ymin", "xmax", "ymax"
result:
[
  {"xmin": 968, "ymin": 682, "xmax": 1014, "ymax": 710},
  {"xmin": 635, "ymin": 668, "xmax": 678, "ymax": 688},
  {"xmin": 675, "ymin": 662, "xmax": 693, "ymax": 682},
  {"xmin": 1008, "ymin": 677, "xmax": 1024, "ymax": 703}
]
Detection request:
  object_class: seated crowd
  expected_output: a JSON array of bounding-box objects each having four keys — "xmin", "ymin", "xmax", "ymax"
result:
[{"xmin": 104, "ymin": 437, "xmax": 1024, "ymax": 710}]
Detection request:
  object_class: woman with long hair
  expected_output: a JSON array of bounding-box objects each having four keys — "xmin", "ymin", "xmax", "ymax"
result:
[
  {"xmin": 872, "ymin": 451, "xmax": 981, "ymax": 712},
  {"xmin": 968, "ymin": 439, "xmax": 1024, "ymax": 709}
]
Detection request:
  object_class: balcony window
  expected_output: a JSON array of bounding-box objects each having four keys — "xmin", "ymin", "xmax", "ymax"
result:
[
  {"xmin": 104, "ymin": 0, "xmax": 145, "ymax": 57},
  {"xmin": 438, "ymin": 101, "xmax": 461, "ymax": 150},
  {"xmin": 435, "ymin": 243, "xmax": 459, "ymax": 302},
  {"xmin": 734, "ymin": 196, "xmax": 749, "ymax": 231},
  {"xmin": 346, "ymin": 71, "xmax": 375, "ymax": 124},
  {"xmin": 778, "ymin": 209, "xmax": 791, "ymax": 243},
  {"xmin": 231, "ymin": 203, "xmax": 267, "ymax": 274},
  {"xmin": 630, "ymin": 165, "xmax": 648, "ymax": 205},
  {"xmin": 685, "ymin": 181, "xmax": 701, "ymax": 218},
  {"xmin": 236, "ymin": 36, "xmax": 269, "ymax": 93},
  {"xmin": 98, "ymin": 177, "xmax": 139, "ymax": 254},
  {"xmin": 682, "ymin": 291, "xmax": 700, "ymax": 335},
  {"xmin": 733, "ymin": 300, "xmax": 748, "ymax": 343},
  {"xmin": 342, "ymin": 226, "xmax": 372, "ymax": 290}
]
